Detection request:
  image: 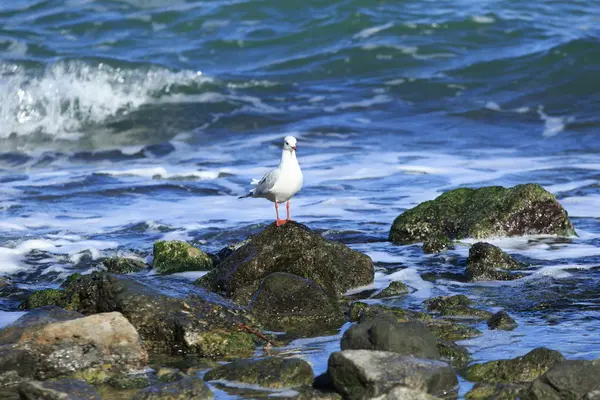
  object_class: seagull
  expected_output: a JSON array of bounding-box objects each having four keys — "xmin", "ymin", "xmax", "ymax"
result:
[{"xmin": 239, "ymin": 136, "xmax": 303, "ymax": 226}]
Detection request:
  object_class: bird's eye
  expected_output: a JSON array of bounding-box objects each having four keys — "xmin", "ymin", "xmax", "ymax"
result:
[{"xmin": 285, "ymin": 142, "xmax": 289, "ymax": 145}]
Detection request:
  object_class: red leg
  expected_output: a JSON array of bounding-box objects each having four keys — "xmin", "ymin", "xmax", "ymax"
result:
[
  {"xmin": 286, "ymin": 200, "xmax": 295, "ymax": 222},
  {"xmin": 275, "ymin": 202, "xmax": 286, "ymax": 226}
]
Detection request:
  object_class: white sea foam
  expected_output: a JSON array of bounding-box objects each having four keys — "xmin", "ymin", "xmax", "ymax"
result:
[{"xmin": 353, "ymin": 22, "xmax": 394, "ymax": 39}]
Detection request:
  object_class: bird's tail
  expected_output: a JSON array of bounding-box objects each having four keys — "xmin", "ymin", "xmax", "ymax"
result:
[{"xmin": 238, "ymin": 191, "xmax": 254, "ymax": 199}]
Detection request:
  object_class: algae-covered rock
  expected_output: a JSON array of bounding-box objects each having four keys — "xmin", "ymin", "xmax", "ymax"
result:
[
  {"xmin": 424, "ymin": 295, "xmax": 493, "ymax": 320},
  {"xmin": 155, "ymin": 368, "xmax": 185, "ymax": 383},
  {"xmin": 526, "ymin": 359, "xmax": 600, "ymax": 400},
  {"xmin": 132, "ymin": 377, "xmax": 214, "ymax": 400},
  {"xmin": 104, "ymin": 257, "xmax": 147, "ymax": 274},
  {"xmin": 19, "ymin": 289, "xmax": 67, "ymax": 310},
  {"xmin": 204, "ymin": 357, "xmax": 314, "ymax": 388},
  {"xmin": 107, "ymin": 373, "xmax": 152, "ymax": 389},
  {"xmin": 423, "ymin": 235, "xmax": 455, "ymax": 254},
  {"xmin": 487, "ymin": 311, "xmax": 518, "ymax": 331},
  {"xmin": 153, "ymin": 240, "xmax": 214, "ymax": 274},
  {"xmin": 372, "ymin": 281, "xmax": 409, "ymax": 299},
  {"xmin": 426, "ymin": 320, "xmax": 482, "ymax": 341},
  {"xmin": 60, "ymin": 272, "xmax": 257, "ymax": 357},
  {"xmin": 341, "ymin": 314, "xmax": 440, "ymax": 360},
  {"xmin": 198, "ymin": 222, "xmax": 373, "ymax": 302},
  {"xmin": 465, "ymin": 382, "xmax": 528, "ymax": 400},
  {"xmin": 437, "ymin": 340, "xmax": 471, "ymax": 370},
  {"xmin": 19, "ymin": 379, "xmax": 101, "ymax": 400},
  {"xmin": 389, "ymin": 184, "xmax": 575, "ymax": 243},
  {"xmin": 327, "ymin": 350, "xmax": 457, "ymax": 400},
  {"xmin": 348, "ymin": 302, "xmax": 430, "ymax": 323},
  {"xmin": 249, "ymin": 272, "xmax": 345, "ymax": 336},
  {"xmin": 467, "ymin": 243, "xmax": 525, "ymax": 281},
  {"xmin": 465, "ymin": 347, "xmax": 565, "ymax": 384}
]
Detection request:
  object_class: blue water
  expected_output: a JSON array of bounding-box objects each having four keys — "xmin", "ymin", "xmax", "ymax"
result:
[{"xmin": 1, "ymin": 0, "xmax": 600, "ymax": 398}]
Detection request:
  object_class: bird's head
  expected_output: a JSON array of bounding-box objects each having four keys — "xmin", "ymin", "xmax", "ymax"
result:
[{"xmin": 283, "ymin": 136, "xmax": 297, "ymax": 152}]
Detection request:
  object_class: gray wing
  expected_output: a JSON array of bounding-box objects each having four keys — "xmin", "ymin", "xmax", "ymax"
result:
[{"xmin": 252, "ymin": 168, "xmax": 280, "ymax": 196}]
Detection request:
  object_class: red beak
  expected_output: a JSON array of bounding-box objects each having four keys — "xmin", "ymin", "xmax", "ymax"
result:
[{"xmin": 291, "ymin": 146, "xmax": 296, "ymax": 151}]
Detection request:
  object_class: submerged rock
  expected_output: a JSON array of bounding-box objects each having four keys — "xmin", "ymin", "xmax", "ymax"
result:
[
  {"xmin": 389, "ymin": 184, "xmax": 575, "ymax": 243},
  {"xmin": 103, "ymin": 256, "xmax": 148, "ymax": 274},
  {"xmin": 153, "ymin": 240, "xmax": 214, "ymax": 274},
  {"xmin": 437, "ymin": 340, "xmax": 471, "ymax": 370},
  {"xmin": 327, "ymin": 350, "xmax": 457, "ymax": 400},
  {"xmin": 204, "ymin": 357, "xmax": 314, "ymax": 388},
  {"xmin": 426, "ymin": 320, "xmax": 482, "ymax": 341},
  {"xmin": 487, "ymin": 311, "xmax": 518, "ymax": 331},
  {"xmin": 465, "ymin": 347, "xmax": 565, "ymax": 384},
  {"xmin": 466, "ymin": 242, "xmax": 525, "ymax": 281},
  {"xmin": 424, "ymin": 295, "xmax": 493, "ymax": 320},
  {"xmin": 132, "ymin": 377, "xmax": 214, "ymax": 400},
  {"xmin": 341, "ymin": 314, "xmax": 440, "ymax": 360},
  {"xmin": 198, "ymin": 222, "xmax": 373, "ymax": 302},
  {"xmin": 527, "ymin": 359, "xmax": 600, "ymax": 399},
  {"xmin": 19, "ymin": 289, "xmax": 67, "ymax": 310},
  {"xmin": 423, "ymin": 235, "xmax": 455, "ymax": 254},
  {"xmin": 19, "ymin": 379, "xmax": 101, "ymax": 400},
  {"xmin": 465, "ymin": 382, "xmax": 528, "ymax": 400},
  {"xmin": 249, "ymin": 272, "xmax": 345, "ymax": 336},
  {"xmin": 372, "ymin": 281, "xmax": 409, "ymax": 299}
]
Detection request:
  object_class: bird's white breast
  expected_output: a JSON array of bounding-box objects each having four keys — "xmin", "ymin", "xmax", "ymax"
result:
[{"xmin": 270, "ymin": 159, "xmax": 303, "ymax": 203}]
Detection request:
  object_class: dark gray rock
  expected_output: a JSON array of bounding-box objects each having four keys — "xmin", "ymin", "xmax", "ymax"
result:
[
  {"xmin": 424, "ymin": 295, "xmax": 493, "ymax": 320},
  {"xmin": 467, "ymin": 242, "xmax": 525, "ymax": 281},
  {"xmin": 18, "ymin": 379, "xmax": 101, "ymax": 400},
  {"xmin": 527, "ymin": 359, "xmax": 600, "ymax": 400},
  {"xmin": 423, "ymin": 235, "xmax": 454, "ymax": 254},
  {"xmin": 327, "ymin": 350, "xmax": 457, "ymax": 400},
  {"xmin": 341, "ymin": 314, "xmax": 440, "ymax": 360},
  {"xmin": 133, "ymin": 377, "xmax": 214, "ymax": 399},
  {"xmin": 103, "ymin": 257, "xmax": 148, "ymax": 274},
  {"xmin": 372, "ymin": 281, "xmax": 409, "ymax": 299},
  {"xmin": 487, "ymin": 311, "xmax": 518, "ymax": 331}
]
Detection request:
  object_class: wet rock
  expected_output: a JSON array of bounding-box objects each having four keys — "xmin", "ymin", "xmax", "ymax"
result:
[
  {"xmin": 527, "ymin": 359, "xmax": 600, "ymax": 399},
  {"xmin": 104, "ymin": 256, "xmax": 148, "ymax": 274},
  {"xmin": 424, "ymin": 295, "xmax": 493, "ymax": 320},
  {"xmin": 62, "ymin": 272, "xmax": 257, "ymax": 357},
  {"xmin": 107, "ymin": 373, "xmax": 152, "ymax": 389},
  {"xmin": 19, "ymin": 379, "xmax": 101, "ymax": 400},
  {"xmin": 423, "ymin": 235, "xmax": 455, "ymax": 254},
  {"xmin": 373, "ymin": 387, "xmax": 441, "ymax": 400},
  {"xmin": 341, "ymin": 314, "xmax": 440, "ymax": 360},
  {"xmin": 198, "ymin": 222, "xmax": 373, "ymax": 303},
  {"xmin": 372, "ymin": 281, "xmax": 409, "ymax": 299},
  {"xmin": 153, "ymin": 240, "xmax": 214, "ymax": 274},
  {"xmin": 426, "ymin": 320, "xmax": 482, "ymax": 341},
  {"xmin": 466, "ymin": 243, "xmax": 525, "ymax": 281},
  {"xmin": 0, "ymin": 279, "xmax": 30, "ymax": 303},
  {"xmin": 348, "ymin": 302, "xmax": 430, "ymax": 323},
  {"xmin": 204, "ymin": 357, "xmax": 314, "ymax": 388},
  {"xmin": 0, "ymin": 307, "xmax": 83, "ymax": 345},
  {"xmin": 132, "ymin": 377, "xmax": 214, "ymax": 400},
  {"xmin": 327, "ymin": 350, "xmax": 457, "ymax": 400},
  {"xmin": 437, "ymin": 340, "xmax": 471, "ymax": 370},
  {"xmin": 465, "ymin": 347, "xmax": 565, "ymax": 383},
  {"xmin": 389, "ymin": 184, "xmax": 575, "ymax": 243},
  {"xmin": 19, "ymin": 289, "xmax": 67, "ymax": 310},
  {"xmin": 293, "ymin": 388, "xmax": 342, "ymax": 399},
  {"xmin": 249, "ymin": 272, "xmax": 345, "ymax": 336},
  {"xmin": 465, "ymin": 382, "xmax": 528, "ymax": 400},
  {"xmin": 216, "ymin": 240, "xmax": 250, "ymax": 262},
  {"xmin": 155, "ymin": 368, "xmax": 185, "ymax": 383},
  {"xmin": 487, "ymin": 311, "xmax": 518, "ymax": 331},
  {"xmin": 0, "ymin": 346, "xmax": 38, "ymax": 387}
]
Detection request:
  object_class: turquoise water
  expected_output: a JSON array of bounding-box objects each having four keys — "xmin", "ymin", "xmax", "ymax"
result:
[{"xmin": 1, "ymin": 0, "xmax": 600, "ymax": 398}]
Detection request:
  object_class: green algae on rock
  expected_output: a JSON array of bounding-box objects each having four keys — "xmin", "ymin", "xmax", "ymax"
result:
[
  {"xmin": 465, "ymin": 382, "xmax": 528, "ymax": 400},
  {"xmin": 467, "ymin": 242, "xmax": 525, "ymax": 282},
  {"xmin": 465, "ymin": 347, "xmax": 565, "ymax": 384},
  {"xmin": 371, "ymin": 281, "xmax": 409, "ymax": 299},
  {"xmin": 389, "ymin": 184, "xmax": 576, "ymax": 243},
  {"xmin": 153, "ymin": 240, "xmax": 214, "ymax": 274},
  {"xmin": 423, "ymin": 235, "xmax": 455, "ymax": 254},
  {"xmin": 487, "ymin": 311, "xmax": 518, "ymax": 331},
  {"xmin": 103, "ymin": 257, "xmax": 148, "ymax": 274},
  {"xmin": 424, "ymin": 295, "xmax": 493, "ymax": 320},
  {"xmin": 437, "ymin": 340, "xmax": 471, "ymax": 370},
  {"xmin": 527, "ymin": 359, "xmax": 600, "ymax": 399},
  {"xmin": 19, "ymin": 289, "xmax": 67, "ymax": 310},
  {"xmin": 132, "ymin": 377, "xmax": 214, "ymax": 400},
  {"xmin": 204, "ymin": 357, "xmax": 314, "ymax": 389},
  {"xmin": 198, "ymin": 222, "xmax": 373, "ymax": 302}
]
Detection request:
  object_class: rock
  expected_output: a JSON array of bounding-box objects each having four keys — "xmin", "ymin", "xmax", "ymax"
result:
[
  {"xmin": 133, "ymin": 377, "xmax": 214, "ymax": 400},
  {"xmin": 327, "ymin": 350, "xmax": 457, "ymax": 400},
  {"xmin": 526, "ymin": 359, "xmax": 600, "ymax": 399},
  {"xmin": 341, "ymin": 314, "xmax": 440, "ymax": 360},
  {"xmin": 466, "ymin": 243, "xmax": 525, "ymax": 281},
  {"xmin": 424, "ymin": 295, "xmax": 493, "ymax": 320},
  {"xmin": 426, "ymin": 320, "xmax": 482, "ymax": 341},
  {"xmin": 19, "ymin": 379, "xmax": 101, "ymax": 400},
  {"xmin": 198, "ymin": 222, "xmax": 373, "ymax": 303},
  {"xmin": 465, "ymin": 382, "xmax": 528, "ymax": 400},
  {"xmin": 107, "ymin": 373, "xmax": 152, "ymax": 389},
  {"xmin": 19, "ymin": 289, "xmax": 67, "ymax": 310},
  {"xmin": 372, "ymin": 387, "xmax": 441, "ymax": 400},
  {"xmin": 216, "ymin": 240, "xmax": 250, "ymax": 262},
  {"xmin": 372, "ymin": 281, "xmax": 409, "ymax": 299},
  {"xmin": 389, "ymin": 184, "xmax": 575, "ymax": 243},
  {"xmin": 465, "ymin": 347, "xmax": 565, "ymax": 383},
  {"xmin": 204, "ymin": 357, "xmax": 314, "ymax": 388},
  {"xmin": 437, "ymin": 340, "xmax": 471, "ymax": 370},
  {"xmin": 156, "ymin": 368, "xmax": 185, "ymax": 383},
  {"xmin": 423, "ymin": 235, "xmax": 455, "ymax": 254},
  {"xmin": 487, "ymin": 311, "xmax": 517, "ymax": 331},
  {"xmin": 249, "ymin": 272, "xmax": 344, "ymax": 336},
  {"xmin": 0, "ymin": 346, "xmax": 38, "ymax": 387},
  {"xmin": 293, "ymin": 389, "xmax": 342, "ymax": 399},
  {"xmin": 0, "ymin": 307, "xmax": 83, "ymax": 345},
  {"xmin": 103, "ymin": 257, "xmax": 147, "ymax": 274},
  {"xmin": 153, "ymin": 240, "xmax": 214, "ymax": 274},
  {"xmin": 61, "ymin": 272, "xmax": 257, "ymax": 357}
]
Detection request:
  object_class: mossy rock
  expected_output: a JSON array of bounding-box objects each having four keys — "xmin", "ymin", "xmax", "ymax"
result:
[
  {"xmin": 465, "ymin": 347, "xmax": 565, "ymax": 384},
  {"xmin": 18, "ymin": 379, "xmax": 102, "ymax": 400},
  {"xmin": 204, "ymin": 357, "xmax": 314, "ymax": 389},
  {"xmin": 103, "ymin": 257, "xmax": 147, "ymax": 274},
  {"xmin": 107, "ymin": 374, "xmax": 152, "ymax": 389},
  {"xmin": 423, "ymin": 235, "xmax": 455, "ymax": 254},
  {"xmin": 488, "ymin": 311, "xmax": 518, "ymax": 331},
  {"xmin": 188, "ymin": 330, "xmax": 255, "ymax": 359},
  {"xmin": 424, "ymin": 295, "xmax": 493, "ymax": 320},
  {"xmin": 132, "ymin": 377, "xmax": 214, "ymax": 400},
  {"xmin": 371, "ymin": 281, "xmax": 409, "ymax": 299},
  {"xmin": 389, "ymin": 184, "xmax": 576, "ymax": 243},
  {"xmin": 466, "ymin": 382, "xmax": 528, "ymax": 400},
  {"xmin": 156, "ymin": 368, "xmax": 185, "ymax": 383},
  {"xmin": 437, "ymin": 340, "xmax": 471, "ymax": 370},
  {"xmin": 19, "ymin": 289, "xmax": 67, "ymax": 310},
  {"xmin": 348, "ymin": 302, "xmax": 430, "ymax": 323},
  {"xmin": 426, "ymin": 320, "xmax": 482, "ymax": 341},
  {"xmin": 467, "ymin": 243, "xmax": 525, "ymax": 281},
  {"xmin": 153, "ymin": 241, "xmax": 214, "ymax": 274}
]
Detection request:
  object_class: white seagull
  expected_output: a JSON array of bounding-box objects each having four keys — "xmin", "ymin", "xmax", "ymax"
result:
[{"xmin": 239, "ymin": 136, "xmax": 303, "ymax": 226}]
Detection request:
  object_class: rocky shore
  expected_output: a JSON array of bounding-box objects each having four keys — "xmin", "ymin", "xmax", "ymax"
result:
[{"xmin": 1, "ymin": 184, "xmax": 597, "ymax": 399}]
